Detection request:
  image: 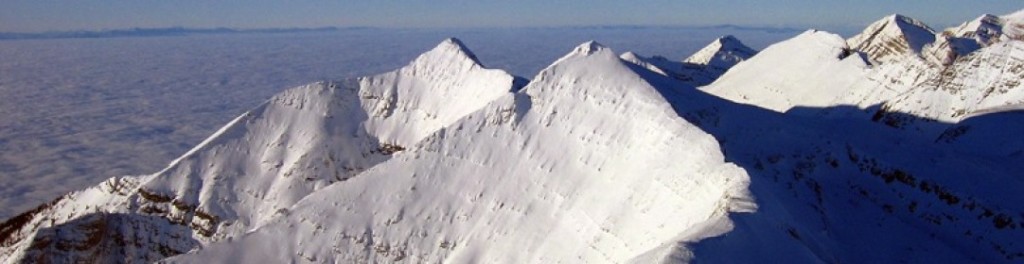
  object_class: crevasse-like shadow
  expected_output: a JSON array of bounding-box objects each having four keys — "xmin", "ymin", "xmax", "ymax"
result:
[{"xmin": 624, "ymin": 61, "xmax": 1024, "ymax": 262}]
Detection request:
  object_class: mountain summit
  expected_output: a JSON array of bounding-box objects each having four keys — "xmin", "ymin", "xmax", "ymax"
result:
[
  {"xmin": 683, "ymin": 35, "xmax": 758, "ymax": 69},
  {"xmin": 848, "ymin": 14, "xmax": 936, "ymax": 64}
]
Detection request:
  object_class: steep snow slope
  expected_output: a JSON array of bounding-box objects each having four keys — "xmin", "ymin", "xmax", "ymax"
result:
[
  {"xmin": 620, "ymin": 36, "xmax": 756, "ymax": 86},
  {"xmin": 848, "ymin": 14, "xmax": 936, "ymax": 64},
  {"xmin": 166, "ymin": 42, "xmax": 753, "ymax": 263},
  {"xmin": 700, "ymin": 30, "xmax": 870, "ymax": 112},
  {"xmin": 0, "ymin": 38, "xmax": 522, "ymax": 263}
]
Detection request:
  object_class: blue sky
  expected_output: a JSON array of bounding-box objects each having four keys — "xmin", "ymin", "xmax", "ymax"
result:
[{"xmin": 2, "ymin": 1, "xmax": 1020, "ymax": 32}]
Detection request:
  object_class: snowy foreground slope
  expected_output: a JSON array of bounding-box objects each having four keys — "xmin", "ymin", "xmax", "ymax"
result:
[{"xmin": 4, "ymin": 9, "xmax": 1024, "ymax": 264}]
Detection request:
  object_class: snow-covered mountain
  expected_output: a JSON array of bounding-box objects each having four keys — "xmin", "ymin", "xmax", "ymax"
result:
[
  {"xmin": 683, "ymin": 35, "xmax": 758, "ymax": 70},
  {"xmin": 4, "ymin": 8, "xmax": 1024, "ymax": 264},
  {"xmin": 165, "ymin": 41, "xmax": 753, "ymax": 263}
]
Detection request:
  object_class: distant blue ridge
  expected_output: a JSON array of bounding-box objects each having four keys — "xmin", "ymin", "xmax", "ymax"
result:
[
  {"xmin": 0, "ymin": 24, "xmax": 804, "ymax": 41},
  {"xmin": 0, "ymin": 27, "xmax": 374, "ymax": 40}
]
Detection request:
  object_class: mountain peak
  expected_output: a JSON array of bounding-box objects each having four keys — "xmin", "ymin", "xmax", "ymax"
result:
[
  {"xmin": 978, "ymin": 13, "xmax": 1001, "ymax": 22},
  {"xmin": 715, "ymin": 35, "xmax": 741, "ymax": 45},
  {"xmin": 410, "ymin": 37, "xmax": 482, "ymax": 67},
  {"xmin": 945, "ymin": 13, "xmax": 1014, "ymax": 46},
  {"xmin": 440, "ymin": 37, "xmax": 473, "ymax": 55},
  {"xmin": 683, "ymin": 35, "xmax": 757, "ymax": 69},
  {"xmin": 848, "ymin": 14, "xmax": 936, "ymax": 64},
  {"xmin": 887, "ymin": 14, "xmax": 932, "ymax": 28},
  {"xmin": 572, "ymin": 40, "xmax": 607, "ymax": 56}
]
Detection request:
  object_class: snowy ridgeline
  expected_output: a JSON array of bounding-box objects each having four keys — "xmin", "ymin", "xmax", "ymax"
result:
[
  {"xmin": 2, "ymin": 9, "xmax": 1024, "ymax": 263},
  {"xmin": 0, "ymin": 27, "xmax": 795, "ymax": 220}
]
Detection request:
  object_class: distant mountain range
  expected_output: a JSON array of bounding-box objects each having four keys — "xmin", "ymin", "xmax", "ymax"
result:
[
  {"xmin": 0, "ymin": 24, "xmax": 805, "ymax": 41},
  {"xmin": 0, "ymin": 27, "xmax": 363, "ymax": 40}
]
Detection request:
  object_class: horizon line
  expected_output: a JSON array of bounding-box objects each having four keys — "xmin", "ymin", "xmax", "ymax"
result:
[{"xmin": 0, "ymin": 24, "xmax": 820, "ymax": 41}]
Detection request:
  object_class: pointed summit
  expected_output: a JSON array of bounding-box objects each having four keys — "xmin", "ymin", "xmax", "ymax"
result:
[
  {"xmin": 548, "ymin": 39, "xmax": 610, "ymax": 69},
  {"xmin": 572, "ymin": 40, "xmax": 607, "ymax": 56},
  {"xmin": 848, "ymin": 14, "xmax": 936, "ymax": 64},
  {"xmin": 946, "ymin": 13, "xmax": 1012, "ymax": 46},
  {"xmin": 684, "ymin": 35, "xmax": 757, "ymax": 69},
  {"xmin": 409, "ymin": 37, "xmax": 484, "ymax": 68}
]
